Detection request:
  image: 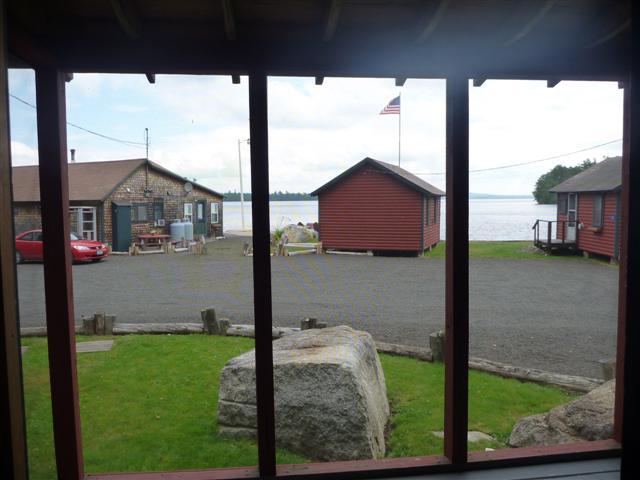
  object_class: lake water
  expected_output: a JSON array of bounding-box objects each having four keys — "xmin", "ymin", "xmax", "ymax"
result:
[{"xmin": 223, "ymin": 199, "xmax": 557, "ymax": 241}]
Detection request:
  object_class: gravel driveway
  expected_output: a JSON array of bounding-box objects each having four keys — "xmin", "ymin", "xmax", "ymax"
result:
[{"xmin": 16, "ymin": 236, "xmax": 618, "ymax": 378}]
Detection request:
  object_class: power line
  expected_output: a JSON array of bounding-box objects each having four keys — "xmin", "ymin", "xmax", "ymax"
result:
[
  {"xmin": 414, "ymin": 138, "xmax": 622, "ymax": 176},
  {"xmin": 9, "ymin": 93, "xmax": 147, "ymax": 148}
]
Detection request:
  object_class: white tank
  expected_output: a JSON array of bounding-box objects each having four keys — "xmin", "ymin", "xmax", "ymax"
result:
[
  {"xmin": 183, "ymin": 221, "xmax": 194, "ymax": 242},
  {"xmin": 170, "ymin": 221, "xmax": 186, "ymax": 243}
]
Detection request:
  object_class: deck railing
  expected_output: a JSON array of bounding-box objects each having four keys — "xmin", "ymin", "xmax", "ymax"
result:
[{"xmin": 532, "ymin": 219, "xmax": 570, "ymax": 247}]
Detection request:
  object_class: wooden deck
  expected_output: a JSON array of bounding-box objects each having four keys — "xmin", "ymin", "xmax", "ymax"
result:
[{"xmin": 533, "ymin": 220, "xmax": 577, "ymax": 254}]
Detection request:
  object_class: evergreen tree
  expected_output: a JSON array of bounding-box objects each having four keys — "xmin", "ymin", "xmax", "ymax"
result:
[{"xmin": 532, "ymin": 159, "xmax": 596, "ymax": 204}]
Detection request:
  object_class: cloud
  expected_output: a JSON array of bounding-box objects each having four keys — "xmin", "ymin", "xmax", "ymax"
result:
[{"xmin": 10, "ymin": 141, "xmax": 38, "ymax": 166}]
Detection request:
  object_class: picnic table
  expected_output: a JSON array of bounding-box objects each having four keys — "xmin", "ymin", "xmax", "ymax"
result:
[{"xmin": 137, "ymin": 234, "xmax": 171, "ymax": 250}]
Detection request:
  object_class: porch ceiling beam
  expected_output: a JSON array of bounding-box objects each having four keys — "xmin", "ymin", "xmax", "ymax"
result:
[
  {"xmin": 504, "ymin": 0, "xmax": 557, "ymax": 46},
  {"xmin": 231, "ymin": 74, "xmax": 241, "ymax": 84},
  {"xmin": 444, "ymin": 76, "xmax": 469, "ymax": 465},
  {"xmin": 586, "ymin": 19, "xmax": 630, "ymax": 49},
  {"xmin": 547, "ymin": 79, "xmax": 561, "ymax": 88},
  {"xmin": 315, "ymin": 76, "xmax": 324, "ymax": 85},
  {"xmin": 416, "ymin": 0, "xmax": 450, "ymax": 43},
  {"xmin": 108, "ymin": 0, "xmax": 141, "ymax": 39},
  {"xmin": 472, "ymin": 78, "xmax": 486, "ymax": 87},
  {"xmin": 395, "ymin": 77, "xmax": 406, "ymax": 87},
  {"xmin": 145, "ymin": 73, "xmax": 155, "ymax": 84},
  {"xmin": 222, "ymin": 0, "xmax": 236, "ymax": 41},
  {"xmin": 323, "ymin": 0, "xmax": 343, "ymax": 42},
  {"xmin": 64, "ymin": 72, "xmax": 74, "ymax": 82},
  {"xmin": 35, "ymin": 67, "xmax": 84, "ymax": 480}
]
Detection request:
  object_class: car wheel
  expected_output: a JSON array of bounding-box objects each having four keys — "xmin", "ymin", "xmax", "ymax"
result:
[{"xmin": 16, "ymin": 251, "xmax": 23, "ymax": 264}]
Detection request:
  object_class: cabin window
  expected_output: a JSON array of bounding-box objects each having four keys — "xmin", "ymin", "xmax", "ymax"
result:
[
  {"xmin": 153, "ymin": 198, "xmax": 164, "ymax": 221},
  {"xmin": 433, "ymin": 198, "xmax": 438, "ymax": 224},
  {"xmin": 211, "ymin": 202, "xmax": 219, "ymax": 224},
  {"xmin": 558, "ymin": 194, "xmax": 568, "ymax": 215},
  {"xmin": 425, "ymin": 197, "xmax": 431, "ymax": 225},
  {"xmin": 592, "ymin": 194, "xmax": 604, "ymax": 228},
  {"xmin": 183, "ymin": 202, "xmax": 193, "ymax": 222},
  {"xmin": 131, "ymin": 203, "xmax": 149, "ymax": 222}
]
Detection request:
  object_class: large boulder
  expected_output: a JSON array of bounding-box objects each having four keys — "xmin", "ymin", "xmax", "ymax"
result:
[
  {"xmin": 509, "ymin": 380, "xmax": 614, "ymax": 447},
  {"xmin": 282, "ymin": 224, "xmax": 318, "ymax": 243},
  {"xmin": 217, "ymin": 326, "xmax": 390, "ymax": 461}
]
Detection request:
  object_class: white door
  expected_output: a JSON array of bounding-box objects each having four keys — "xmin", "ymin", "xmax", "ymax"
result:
[
  {"xmin": 566, "ymin": 193, "xmax": 577, "ymax": 242},
  {"xmin": 69, "ymin": 207, "xmax": 97, "ymax": 240}
]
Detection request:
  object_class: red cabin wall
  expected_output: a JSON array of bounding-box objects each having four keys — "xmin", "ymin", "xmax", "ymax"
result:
[
  {"xmin": 318, "ymin": 166, "xmax": 426, "ymax": 252},
  {"xmin": 423, "ymin": 196, "xmax": 441, "ymax": 249},
  {"xmin": 576, "ymin": 191, "xmax": 620, "ymax": 258}
]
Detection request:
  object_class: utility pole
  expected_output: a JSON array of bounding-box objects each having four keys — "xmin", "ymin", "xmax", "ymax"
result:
[
  {"xmin": 145, "ymin": 127, "xmax": 149, "ymax": 159},
  {"xmin": 238, "ymin": 138, "xmax": 250, "ymax": 230}
]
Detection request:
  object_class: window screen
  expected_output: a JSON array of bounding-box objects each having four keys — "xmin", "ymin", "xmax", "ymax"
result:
[{"xmin": 592, "ymin": 194, "xmax": 604, "ymax": 228}]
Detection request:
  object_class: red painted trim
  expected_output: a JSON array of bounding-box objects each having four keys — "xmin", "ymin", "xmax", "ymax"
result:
[
  {"xmin": 88, "ymin": 466, "xmax": 259, "ymax": 480},
  {"xmin": 444, "ymin": 76, "xmax": 469, "ymax": 465},
  {"xmin": 35, "ymin": 67, "xmax": 84, "ymax": 480}
]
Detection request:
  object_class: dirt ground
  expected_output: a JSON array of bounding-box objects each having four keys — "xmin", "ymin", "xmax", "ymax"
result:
[{"xmin": 17, "ymin": 235, "xmax": 619, "ymax": 378}]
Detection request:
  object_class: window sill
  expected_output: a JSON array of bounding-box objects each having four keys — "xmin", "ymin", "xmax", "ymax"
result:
[{"xmin": 588, "ymin": 227, "xmax": 603, "ymax": 233}]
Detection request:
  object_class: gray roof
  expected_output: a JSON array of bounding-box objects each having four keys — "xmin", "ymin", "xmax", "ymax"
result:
[
  {"xmin": 550, "ymin": 156, "xmax": 622, "ymax": 193},
  {"xmin": 310, "ymin": 157, "xmax": 445, "ymax": 197}
]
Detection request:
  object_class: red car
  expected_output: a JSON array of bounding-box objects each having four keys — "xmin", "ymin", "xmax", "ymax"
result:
[{"xmin": 15, "ymin": 229, "xmax": 109, "ymax": 264}]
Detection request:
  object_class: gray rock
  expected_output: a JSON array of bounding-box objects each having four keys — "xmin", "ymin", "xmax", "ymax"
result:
[
  {"xmin": 509, "ymin": 380, "xmax": 615, "ymax": 447},
  {"xmin": 217, "ymin": 326, "xmax": 390, "ymax": 461},
  {"xmin": 283, "ymin": 224, "xmax": 318, "ymax": 243}
]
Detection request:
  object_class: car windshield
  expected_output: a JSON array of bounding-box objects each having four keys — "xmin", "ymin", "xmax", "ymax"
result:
[{"xmin": 70, "ymin": 233, "xmax": 80, "ymax": 241}]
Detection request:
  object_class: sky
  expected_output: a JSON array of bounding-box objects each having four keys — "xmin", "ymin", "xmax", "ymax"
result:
[{"xmin": 7, "ymin": 71, "xmax": 623, "ymax": 196}]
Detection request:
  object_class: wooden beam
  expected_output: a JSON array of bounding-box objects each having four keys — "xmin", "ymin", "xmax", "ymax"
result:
[
  {"xmin": 444, "ymin": 76, "xmax": 469, "ymax": 465},
  {"xmin": 315, "ymin": 76, "xmax": 324, "ymax": 85},
  {"xmin": 619, "ymin": 80, "xmax": 625, "ymax": 89},
  {"xmin": 35, "ymin": 67, "xmax": 84, "ymax": 480},
  {"xmin": 221, "ymin": 0, "xmax": 236, "ymax": 41},
  {"xmin": 64, "ymin": 72, "xmax": 74, "ymax": 82},
  {"xmin": 547, "ymin": 79, "xmax": 561, "ymax": 88},
  {"xmin": 323, "ymin": 0, "xmax": 342, "ymax": 42},
  {"xmin": 472, "ymin": 78, "xmax": 486, "ymax": 87},
  {"xmin": 231, "ymin": 74, "xmax": 240, "ymax": 84},
  {"xmin": 620, "ymin": 4, "xmax": 639, "ymax": 477},
  {"xmin": 504, "ymin": 0, "xmax": 557, "ymax": 46},
  {"xmin": 248, "ymin": 72, "xmax": 276, "ymax": 478},
  {"xmin": 108, "ymin": 0, "xmax": 141, "ymax": 39},
  {"xmin": 416, "ymin": 0, "xmax": 450, "ymax": 43},
  {"xmin": 0, "ymin": 3, "xmax": 28, "ymax": 477},
  {"xmin": 145, "ymin": 73, "xmax": 156, "ymax": 84},
  {"xmin": 395, "ymin": 77, "xmax": 406, "ymax": 87}
]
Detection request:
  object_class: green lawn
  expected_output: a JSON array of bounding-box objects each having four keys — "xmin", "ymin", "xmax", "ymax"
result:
[
  {"xmin": 21, "ymin": 335, "xmax": 574, "ymax": 478},
  {"xmin": 425, "ymin": 241, "xmax": 590, "ymax": 260}
]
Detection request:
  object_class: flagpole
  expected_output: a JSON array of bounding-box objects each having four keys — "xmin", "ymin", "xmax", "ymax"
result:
[{"xmin": 398, "ymin": 92, "xmax": 401, "ymax": 167}]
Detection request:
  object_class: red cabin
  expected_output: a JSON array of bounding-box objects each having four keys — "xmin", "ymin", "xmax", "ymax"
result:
[
  {"xmin": 550, "ymin": 156, "xmax": 622, "ymax": 261},
  {"xmin": 311, "ymin": 158, "xmax": 445, "ymax": 256}
]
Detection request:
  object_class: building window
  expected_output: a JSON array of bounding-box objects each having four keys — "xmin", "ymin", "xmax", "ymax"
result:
[
  {"xmin": 70, "ymin": 206, "xmax": 97, "ymax": 239},
  {"xmin": 211, "ymin": 202, "xmax": 219, "ymax": 224},
  {"xmin": 196, "ymin": 201, "xmax": 205, "ymax": 222},
  {"xmin": 153, "ymin": 198, "xmax": 164, "ymax": 221},
  {"xmin": 558, "ymin": 193, "xmax": 568, "ymax": 215},
  {"xmin": 433, "ymin": 197, "xmax": 438, "ymax": 225},
  {"xmin": 435, "ymin": 198, "xmax": 440, "ymax": 224},
  {"xmin": 132, "ymin": 203, "xmax": 149, "ymax": 222},
  {"xmin": 593, "ymin": 194, "xmax": 604, "ymax": 228},
  {"xmin": 183, "ymin": 202, "xmax": 193, "ymax": 222}
]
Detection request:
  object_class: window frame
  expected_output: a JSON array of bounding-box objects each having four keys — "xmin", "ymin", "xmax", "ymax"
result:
[
  {"xmin": 8, "ymin": 71, "xmax": 630, "ymax": 480},
  {"xmin": 558, "ymin": 193, "xmax": 568, "ymax": 215},
  {"xmin": 183, "ymin": 202, "xmax": 193, "ymax": 222},
  {"xmin": 131, "ymin": 202, "xmax": 149, "ymax": 222},
  {"xmin": 593, "ymin": 194, "xmax": 605, "ymax": 228},
  {"xmin": 211, "ymin": 202, "xmax": 219, "ymax": 224}
]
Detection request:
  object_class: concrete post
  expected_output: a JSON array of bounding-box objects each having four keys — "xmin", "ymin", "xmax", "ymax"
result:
[{"xmin": 430, "ymin": 330, "xmax": 445, "ymax": 362}]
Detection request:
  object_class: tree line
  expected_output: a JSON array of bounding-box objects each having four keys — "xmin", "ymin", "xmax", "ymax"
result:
[
  {"xmin": 532, "ymin": 159, "xmax": 596, "ymax": 204},
  {"xmin": 223, "ymin": 191, "xmax": 315, "ymax": 201}
]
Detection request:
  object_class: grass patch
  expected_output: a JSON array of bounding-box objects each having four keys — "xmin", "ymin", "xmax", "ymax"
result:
[
  {"xmin": 425, "ymin": 241, "xmax": 602, "ymax": 261},
  {"xmin": 21, "ymin": 336, "xmax": 575, "ymax": 478}
]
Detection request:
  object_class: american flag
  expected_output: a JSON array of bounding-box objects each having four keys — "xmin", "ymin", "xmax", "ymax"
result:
[{"xmin": 380, "ymin": 95, "xmax": 400, "ymax": 114}]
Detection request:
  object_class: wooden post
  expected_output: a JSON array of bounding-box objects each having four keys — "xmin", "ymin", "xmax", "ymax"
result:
[
  {"xmin": 0, "ymin": 2, "xmax": 29, "ymax": 476},
  {"xmin": 618, "ymin": 14, "xmax": 639, "ymax": 473},
  {"xmin": 444, "ymin": 76, "xmax": 469, "ymax": 465},
  {"xmin": 201, "ymin": 308, "xmax": 219, "ymax": 334},
  {"xmin": 248, "ymin": 72, "xmax": 276, "ymax": 478},
  {"xmin": 35, "ymin": 67, "xmax": 84, "ymax": 480}
]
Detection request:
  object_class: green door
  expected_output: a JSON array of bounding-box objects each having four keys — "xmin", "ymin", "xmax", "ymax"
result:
[
  {"xmin": 194, "ymin": 199, "xmax": 207, "ymax": 236},
  {"xmin": 112, "ymin": 202, "xmax": 131, "ymax": 252}
]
